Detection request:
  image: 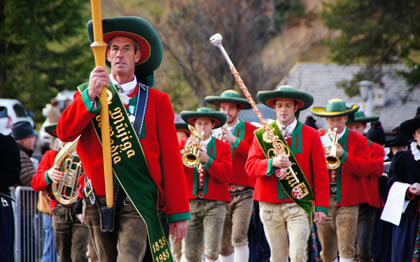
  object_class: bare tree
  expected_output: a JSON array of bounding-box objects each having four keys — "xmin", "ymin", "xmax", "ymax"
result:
[{"xmin": 159, "ymin": 0, "xmax": 286, "ymax": 106}]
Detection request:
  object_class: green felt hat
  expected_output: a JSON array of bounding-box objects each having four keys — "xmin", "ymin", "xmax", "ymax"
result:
[
  {"xmin": 257, "ymin": 85, "xmax": 313, "ymax": 110},
  {"xmin": 205, "ymin": 90, "xmax": 251, "ymax": 109},
  {"xmin": 175, "ymin": 121, "xmax": 190, "ymax": 136},
  {"xmin": 399, "ymin": 114, "xmax": 420, "ymax": 139},
  {"xmin": 44, "ymin": 123, "xmax": 58, "ymax": 138},
  {"xmin": 180, "ymin": 107, "xmax": 227, "ymax": 129},
  {"xmin": 311, "ymin": 98, "xmax": 359, "ymax": 117},
  {"xmin": 347, "ymin": 110, "xmax": 379, "ymax": 124},
  {"xmin": 87, "ymin": 16, "xmax": 163, "ymax": 87}
]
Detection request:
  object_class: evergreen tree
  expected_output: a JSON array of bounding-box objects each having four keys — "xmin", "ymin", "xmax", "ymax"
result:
[
  {"xmin": 322, "ymin": 0, "xmax": 420, "ymax": 98},
  {"xmin": 0, "ymin": 0, "xmax": 94, "ymax": 124}
]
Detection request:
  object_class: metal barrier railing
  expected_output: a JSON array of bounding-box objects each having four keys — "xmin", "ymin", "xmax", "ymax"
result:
[{"xmin": 14, "ymin": 186, "xmax": 44, "ymax": 262}]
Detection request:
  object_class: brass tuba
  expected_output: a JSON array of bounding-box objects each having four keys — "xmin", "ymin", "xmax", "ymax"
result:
[
  {"xmin": 52, "ymin": 137, "xmax": 83, "ymax": 206},
  {"xmin": 181, "ymin": 125, "xmax": 204, "ymax": 169},
  {"xmin": 325, "ymin": 128, "xmax": 341, "ymax": 170}
]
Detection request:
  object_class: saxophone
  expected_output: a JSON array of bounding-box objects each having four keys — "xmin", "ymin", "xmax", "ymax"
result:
[
  {"xmin": 181, "ymin": 125, "xmax": 204, "ymax": 169},
  {"xmin": 51, "ymin": 137, "xmax": 83, "ymax": 206}
]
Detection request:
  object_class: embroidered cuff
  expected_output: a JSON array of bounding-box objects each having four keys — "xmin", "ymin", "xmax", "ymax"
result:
[
  {"xmin": 45, "ymin": 171, "xmax": 52, "ymax": 185},
  {"xmin": 166, "ymin": 212, "xmax": 191, "ymax": 223},
  {"xmin": 315, "ymin": 206, "xmax": 329, "ymax": 215},
  {"xmin": 232, "ymin": 137, "xmax": 240, "ymax": 149},
  {"xmin": 266, "ymin": 159, "xmax": 274, "ymax": 176},
  {"xmin": 82, "ymin": 88, "xmax": 101, "ymax": 114},
  {"xmin": 205, "ymin": 158, "xmax": 213, "ymax": 171}
]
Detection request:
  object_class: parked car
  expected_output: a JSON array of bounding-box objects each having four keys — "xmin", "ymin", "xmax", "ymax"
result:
[{"xmin": 0, "ymin": 99, "xmax": 34, "ymax": 134}]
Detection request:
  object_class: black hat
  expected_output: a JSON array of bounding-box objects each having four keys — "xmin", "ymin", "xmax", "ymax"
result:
[
  {"xmin": 366, "ymin": 121, "xmax": 385, "ymax": 145},
  {"xmin": 385, "ymin": 126, "xmax": 410, "ymax": 147},
  {"xmin": 44, "ymin": 123, "xmax": 58, "ymax": 138},
  {"xmin": 12, "ymin": 121, "xmax": 37, "ymax": 140},
  {"xmin": 399, "ymin": 114, "xmax": 420, "ymax": 139}
]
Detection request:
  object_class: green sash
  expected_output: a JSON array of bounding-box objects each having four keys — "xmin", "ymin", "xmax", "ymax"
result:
[
  {"xmin": 254, "ymin": 121, "xmax": 314, "ymax": 217},
  {"xmin": 78, "ymin": 83, "xmax": 173, "ymax": 262}
]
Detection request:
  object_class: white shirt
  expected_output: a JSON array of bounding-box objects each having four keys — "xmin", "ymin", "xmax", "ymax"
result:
[
  {"xmin": 110, "ymin": 74, "xmax": 138, "ymax": 96},
  {"xmin": 226, "ymin": 119, "xmax": 240, "ymax": 134},
  {"xmin": 203, "ymin": 136, "xmax": 212, "ymax": 149},
  {"xmin": 321, "ymin": 127, "xmax": 347, "ymax": 147},
  {"xmin": 276, "ymin": 119, "xmax": 297, "ymax": 137}
]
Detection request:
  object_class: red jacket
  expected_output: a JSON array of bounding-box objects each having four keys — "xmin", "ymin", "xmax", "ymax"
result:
[
  {"xmin": 181, "ymin": 137, "xmax": 232, "ymax": 202},
  {"xmin": 57, "ymin": 86, "xmax": 190, "ymax": 223},
  {"xmin": 31, "ymin": 150, "xmax": 58, "ymax": 209},
  {"xmin": 229, "ymin": 120, "xmax": 257, "ymax": 187},
  {"xmin": 358, "ymin": 140, "xmax": 385, "ymax": 208},
  {"xmin": 245, "ymin": 122, "xmax": 330, "ymax": 214},
  {"xmin": 320, "ymin": 128, "xmax": 371, "ymax": 206}
]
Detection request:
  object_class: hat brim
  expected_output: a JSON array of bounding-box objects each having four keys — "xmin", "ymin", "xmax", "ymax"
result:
[
  {"xmin": 180, "ymin": 111, "xmax": 227, "ymax": 129},
  {"xmin": 312, "ymin": 104, "xmax": 360, "ymax": 117},
  {"xmin": 399, "ymin": 117, "xmax": 420, "ymax": 139},
  {"xmin": 175, "ymin": 122, "xmax": 191, "ymax": 135},
  {"xmin": 87, "ymin": 17, "xmax": 163, "ymax": 76},
  {"xmin": 347, "ymin": 115, "xmax": 379, "ymax": 124},
  {"xmin": 44, "ymin": 123, "xmax": 58, "ymax": 138},
  {"xmin": 204, "ymin": 96, "xmax": 252, "ymax": 109},
  {"xmin": 385, "ymin": 135, "xmax": 410, "ymax": 147},
  {"xmin": 257, "ymin": 90, "xmax": 313, "ymax": 110}
]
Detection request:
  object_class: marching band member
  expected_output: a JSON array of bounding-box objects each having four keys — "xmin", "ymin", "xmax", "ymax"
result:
[
  {"xmin": 245, "ymin": 86, "xmax": 329, "ymax": 262},
  {"xmin": 31, "ymin": 123, "xmax": 89, "ymax": 262},
  {"xmin": 311, "ymin": 98, "xmax": 370, "ymax": 262},
  {"xmin": 387, "ymin": 113, "xmax": 420, "ymax": 261},
  {"xmin": 346, "ymin": 112, "xmax": 385, "ymax": 262},
  {"xmin": 180, "ymin": 107, "xmax": 232, "ymax": 262},
  {"xmin": 57, "ymin": 17, "xmax": 190, "ymax": 261},
  {"xmin": 205, "ymin": 90, "xmax": 257, "ymax": 262}
]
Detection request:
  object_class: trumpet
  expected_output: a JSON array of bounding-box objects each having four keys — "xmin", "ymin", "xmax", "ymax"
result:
[
  {"xmin": 325, "ymin": 128, "xmax": 341, "ymax": 170},
  {"xmin": 213, "ymin": 126, "xmax": 229, "ymax": 142},
  {"xmin": 52, "ymin": 137, "xmax": 83, "ymax": 206},
  {"xmin": 181, "ymin": 125, "xmax": 204, "ymax": 169}
]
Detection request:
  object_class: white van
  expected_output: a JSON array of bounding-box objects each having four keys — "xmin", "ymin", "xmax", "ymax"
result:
[{"xmin": 0, "ymin": 99, "xmax": 34, "ymax": 134}]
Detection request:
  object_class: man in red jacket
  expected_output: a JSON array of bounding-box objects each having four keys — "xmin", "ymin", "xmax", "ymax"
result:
[
  {"xmin": 31, "ymin": 124, "xmax": 89, "ymax": 262},
  {"xmin": 312, "ymin": 98, "xmax": 370, "ymax": 262},
  {"xmin": 205, "ymin": 90, "xmax": 257, "ymax": 262},
  {"xmin": 57, "ymin": 17, "xmax": 190, "ymax": 261},
  {"xmin": 180, "ymin": 107, "xmax": 232, "ymax": 262},
  {"xmin": 346, "ymin": 112, "xmax": 385, "ymax": 262},
  {"xmin": 245, "ymin": 86, "xmax": 329, "ymax": 262}
]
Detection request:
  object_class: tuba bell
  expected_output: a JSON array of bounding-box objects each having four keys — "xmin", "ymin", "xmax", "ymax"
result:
[
  {"xmin": 51, "ymin": 137, "xmax": 83, "ymax": 206},
  {"xmin": 181, "ymin": 125, "xmax": 204, "ymax": 169},
  {"xmin": 325, "ymin": 128, "xmax": 341, "ymax": 170}
]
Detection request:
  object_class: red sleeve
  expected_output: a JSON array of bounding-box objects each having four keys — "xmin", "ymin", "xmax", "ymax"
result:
[
  {"xmin": 342, "ymin": 133, "xmax": 371, "ymax": 177},
  {"xmin": 207, "ymin": 141, "xmax": 232, "ymax": 184},
  {"xmin": 309, "ymin": 130, "xmax": 330, "ymax": 210},
  {"xmin": 31, "ymin": 150, "xmax": 57, "ymax": 192},
  {"xmin": 234, "ymin": 123, "xmax": 258, "ymax": 159},
  {"xmin": 366, "ymin": 142, "xmax": 385, "ymax": 178},
  {"xmin": 57, "ymin": 90, "xmax": 97, "ymax": 142},
  {"xmin": 157, "ymin": 94, "xmax": 190, "ymax": 219},
  {"xmin": 245, "ymin": 137, "xmax": 272, "ymax": 178}
]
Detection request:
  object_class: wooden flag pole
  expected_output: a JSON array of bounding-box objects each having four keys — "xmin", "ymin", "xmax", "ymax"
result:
[{"xmin": 90, "ymin": 0, "xmax": 113, "ymax": 208}]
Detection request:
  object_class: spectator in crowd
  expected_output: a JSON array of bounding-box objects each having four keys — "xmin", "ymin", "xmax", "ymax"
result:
[
  {"xmin": 12, "ymin": 121, "xmax": 37, "ymax": 186},
  {"xmin": 0, "ymin": 132, "xmax": 21, "ymax": 262}
]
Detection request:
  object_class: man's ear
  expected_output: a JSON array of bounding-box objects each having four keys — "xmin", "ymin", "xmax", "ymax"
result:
[
  {"xmin": 106, "ymin": 48, "xmax": 110, "ymax": 63},
  {"xmin": 211, "ymin": 121, "xmax": 217, "ymax": 129},
  {"xmin": 134, "ymin": 49, "xmax": 141, "ymax": 64}
]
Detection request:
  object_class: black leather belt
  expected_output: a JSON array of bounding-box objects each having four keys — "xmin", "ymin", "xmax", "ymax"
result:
[
  {"xmin": 84, "ymin": 176, "xmax": 96, "ymax": 205},
  {"xmin": 329, "ymin": 183, "xmax": 337, "ymax": 196}
]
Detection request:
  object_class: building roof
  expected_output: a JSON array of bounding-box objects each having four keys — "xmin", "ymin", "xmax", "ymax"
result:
[{"xmin": 284, "ymin": 62, "xmax": 420, "ymax": 132}]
